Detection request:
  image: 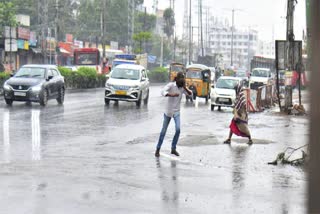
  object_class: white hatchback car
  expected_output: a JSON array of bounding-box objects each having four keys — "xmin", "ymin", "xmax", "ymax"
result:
[
  {"xmin": 210, "ymin": 76, "xmax": 243, "ymax": 111},
  {"xmin": 105, "ymin": 64, "xmax": 150, "ymax": 106}
]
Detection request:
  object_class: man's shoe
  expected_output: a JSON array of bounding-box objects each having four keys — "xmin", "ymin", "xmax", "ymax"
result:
[
  {"xmin": 171, "ymin": 149, "xmax": 180, "ymax": 156},
  {"xmin": 155, "ymin": 149, "xmax": 160, "ymax": 157}
]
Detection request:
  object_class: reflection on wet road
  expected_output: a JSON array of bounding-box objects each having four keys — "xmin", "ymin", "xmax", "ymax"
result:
[{"xmin": 0, "ymin": 86, "xmax": 308, "ymax": 213}]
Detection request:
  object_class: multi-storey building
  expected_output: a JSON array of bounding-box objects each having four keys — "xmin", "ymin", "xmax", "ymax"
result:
[
  {"xmin": 257, "ymin": 40, "xmax": 275, "ymax": 58},
  {"xmin": 208, "ymin": 25, "xmax": 258, "ymax": 70}
]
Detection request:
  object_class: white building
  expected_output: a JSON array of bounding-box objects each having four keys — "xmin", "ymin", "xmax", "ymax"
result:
[
  {"xmin": 257, "ymin": 41, "xmax": 275, "ymax": 58},
  {"xmin": 208, "ymin": 25, "xmax": 258, "ymax": 70}
]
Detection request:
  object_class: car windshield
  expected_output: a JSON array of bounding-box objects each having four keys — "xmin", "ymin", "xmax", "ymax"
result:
[
  {"xmin": 252, "ymin": 69, "xmax": 269, "ymax": 77},
  {"xmin": 111, "ymin": 68, "xmax": 140, "ymax": 80},
  {"xmin": 236, "ymin": 71, "xmax": 246, "ymax": 77},
  {"xmin": 14, "ymin": 67, "xmax": 46, "ymax": 78},
  {"xmin": 171, "ymin": 65, "xmax": 184, "ymax": 72},
  {"xmin": 186, "ymin": 71, "xmax": 202, "ymax": 79},
  {"xmin": 216, "ymin": 78, "xmax": 239, "ymax": 89}
]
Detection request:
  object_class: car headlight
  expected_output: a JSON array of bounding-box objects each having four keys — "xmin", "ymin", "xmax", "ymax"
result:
[
  {"xmin": 3, "ymin": 83, "xmax": 12, "ymax": 91},
  {"xmin": 105, "ymin": 82, "xmax": 113, "ymax": 88},
  {"xmin": 31, "ymin": 84, "xmax": 42, "ymax": 91},
  {"xmin": 211, "ymin": 90, "xmax": 217, "ymax": 97}
]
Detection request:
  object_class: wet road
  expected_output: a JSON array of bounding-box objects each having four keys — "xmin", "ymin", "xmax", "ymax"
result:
[{"xmin": 0, "ymin": 86, "xmax": 308, "ymax": 214}]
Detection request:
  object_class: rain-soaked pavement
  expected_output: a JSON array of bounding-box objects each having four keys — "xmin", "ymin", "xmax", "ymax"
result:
[{"xmin": 0, "ymin": 86, "xmax": 308, "ymax": 214}]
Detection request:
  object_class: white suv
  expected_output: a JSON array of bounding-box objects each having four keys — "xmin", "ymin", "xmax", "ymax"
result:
[
  {"xmin": 105, "ymin": 64, "xmax": 150, "ymax": 106},
  {"xmin": 210, "ymin": 76, "xmax": 242, "ymax": 111},
  {"xmin": 249, "ymin": 68, "xmax": 272, "ymax": 89}
]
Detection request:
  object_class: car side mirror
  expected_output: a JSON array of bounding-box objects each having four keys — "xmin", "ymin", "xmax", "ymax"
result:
[
  {"xmin": 47, "ymin": 75, "xmax": 54, "ymax": 81},
  {"xmin": 10, "ymin": 73, "xmax": 14, "ymax": 77},
  {"xmin": 141, "ymin": 77, "xmax": 146, "ymax": 81}
]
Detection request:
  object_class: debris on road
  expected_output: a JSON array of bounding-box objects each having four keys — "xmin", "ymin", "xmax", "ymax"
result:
[
  {"xmin": 290, "ymin": 104, "xmax": 307, "ymax": 116},
  {"xmin": 268, "ymin": 144, "xmax": 308, "ymax": 166}
]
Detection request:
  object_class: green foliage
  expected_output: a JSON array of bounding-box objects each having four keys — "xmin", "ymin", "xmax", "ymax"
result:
[
  {"xmin": 58, "ymin": 67, "xmax": 107, "ymax": 89},
  {"xmin": 0, "ymin": 72, "xmax": 10, "ymax": 90},
  {"xmin": 0, "ymin": 2, "xmax": 18, "ymax": 28},
  {"xmin": 150, "ymin": 35, "xmax": 172, "ymax": 62},
  {"xmin": 148, "ymin": 67, "xmax": 169, "ymax": 83},
  {"xmin": 134, "ymin": 11, "xmax": 156, "ymax": 33},
  {"xmin": 77, "ymin": 67, "xmax": 97, "ymax": 78},
  {"xmin": 163, "ymin": 8, "xmax": 175, "ymax": 38},
  {"xmin": 133, "ymin": 31, "xmax": 152, "ymax": 54}
]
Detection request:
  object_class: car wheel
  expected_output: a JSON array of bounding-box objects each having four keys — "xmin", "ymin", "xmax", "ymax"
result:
[
  {"xmin": 104, "ymin": 98, "xmax": 110, "ymax": 105},
  {"xmin": 56, "ymin": 87, "xmax": 65, "ymax": 105},
  {"xmin": 5, "ymin": 98, "xmax": 13, "ymax": 105},
  {"xmin": 143, "ymin": 90, "xmax": 149, "ymax": 105},
  {"xmin": 136, "ymin": 93, "xmax": 142, "ymax": 107},
  {"xmin": 40, "ymin": 89, "xmax": 48, "ymax": 106},
  {"xmin": 211, "ymin": 104, "xmax": 214, "ymax": 111},
  {"xmin": 218, "ymin": 106, "xmax": 221, "ymax": 111}
]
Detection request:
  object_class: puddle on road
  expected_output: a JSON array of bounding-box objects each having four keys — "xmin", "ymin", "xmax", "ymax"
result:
[
  {"xmin": 229, "ymin": 138, "xmax": 275, "ymax": 145},
  {"xmin": 180, "ymin": 134, "xmax": 219, "ymax": 147},
  {"xmin": 126, "ymin": 134, "xmax": 159, "ymax": 145},
  {"xmin": 126, "ymin": 133, "xmax": 275, "ymax": 147}
]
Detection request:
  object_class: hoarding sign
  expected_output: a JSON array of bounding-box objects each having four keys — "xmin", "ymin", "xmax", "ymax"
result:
[
  {"xmin": 5, "ymin": 39, "xmax": 18, "ymax": 52},
  {"xmin": 4, "ymin": 26, "xmax": 16, "ymax": 39},
  {"xmin": 16, "ymin": 14, "xmax": 30, "ymax": 27},
  {"xmin": 18, "ymin": 27, "xmax": 30, "ymax": 40},
  {"xmin": 29, "ymin": 31, "xmax": 37, "ymax": 46}
]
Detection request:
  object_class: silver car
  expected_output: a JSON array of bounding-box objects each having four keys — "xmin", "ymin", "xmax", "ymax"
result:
[{"xmin": 104, "ymin": 64, "xmax": 150, "ymax": 107}]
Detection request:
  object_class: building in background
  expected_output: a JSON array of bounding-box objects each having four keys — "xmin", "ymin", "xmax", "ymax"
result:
[
  {"xmin": 208, "ymin": 21, "xmax": 258, "ymax": 70},
  {"xmin": 257, "ymin": 40, "xmax": 275, "ymax": 58}
]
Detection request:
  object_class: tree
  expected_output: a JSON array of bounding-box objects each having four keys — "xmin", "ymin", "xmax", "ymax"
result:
[
  {"xmin": 76, "ymin": 0, "xmax": 100, "ymax": 42},
  {"xmin": 133, "ymin": 31, "xmax": 152, "ymax": 53},
  {"xmin": 163, "ymin": 8, "xmax": 175, "ymax": 38},
  {"xmin": 0, "ymin": 2, "xmax": 18, "ymax": 28},
  {"xmin": 150, "ymin": 35, "xmax": 172, "ymax": 63},
  {"xmin": 134, "ymin": 11, "xmax": 156, "ymax": 33}
]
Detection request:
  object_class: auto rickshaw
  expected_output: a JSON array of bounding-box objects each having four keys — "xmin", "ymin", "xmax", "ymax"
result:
[
  {"xmin": 185, "ymin": 64, "xmax": 211, "ymax": 102},
  {"xmin": 169, "ymin": 62, "xmax": 186, "ymax": 81}
]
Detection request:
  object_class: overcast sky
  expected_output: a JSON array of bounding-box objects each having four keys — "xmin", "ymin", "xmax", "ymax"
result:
[{"xmin": 144, "ymin": 0, "xmax": 306, "ymax": 42}]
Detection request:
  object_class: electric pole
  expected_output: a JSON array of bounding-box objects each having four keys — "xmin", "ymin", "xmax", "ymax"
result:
[
  {"xmin": 200, "ymin": 0, "xmax": 204, "ymax": 57},
  {"xmin": 284, "ymin": 0, "xmax": 297, "ymax": 111},
  {"xmin": 173, "ymin": 0, "xmax": 177, "ymax": 61},
  {"xmin": 188, "ymin": 0, "xmax": 192, "ymax": 64},
  {"xmin": 224, "ymin": 8, "xmax": 243, "ymax": 67},
  {"xmin": 55, "ymin": 0, "xmax": 59, "ymax": 65},
  {"xmin": 231, "ymin": 9, "xmax": 234, "ymax": 67},
  {"xmin": 101, "ymin": 0, "xmax": 107, "ymax": 59}
]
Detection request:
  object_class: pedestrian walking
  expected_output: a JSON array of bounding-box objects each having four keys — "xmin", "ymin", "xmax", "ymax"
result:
[
  {"xmin": 224, "ymin": 84, "xmax": 253, "ymax": 145},
  {"xmin": 155, "ymin": 72, "xmax": 192, "ymax": 157}
]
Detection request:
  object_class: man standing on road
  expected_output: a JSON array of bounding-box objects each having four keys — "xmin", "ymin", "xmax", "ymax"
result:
[{"xmin": 155, "ymin": 72, "xmax": 192, "ymax": 157}]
